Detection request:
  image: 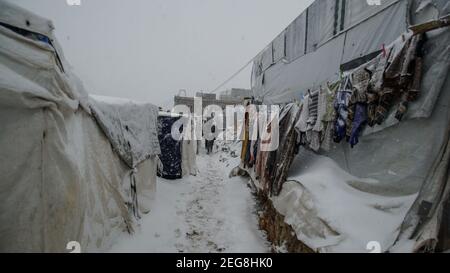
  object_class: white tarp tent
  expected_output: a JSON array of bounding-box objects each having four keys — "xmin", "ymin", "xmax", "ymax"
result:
[
  {"xmin": 0, "ymin": 0, "xmax": 160, "ymax": 252},
  {"xmin": 249, "ymin": 0, "xmax": 450, "ymax": 252}
]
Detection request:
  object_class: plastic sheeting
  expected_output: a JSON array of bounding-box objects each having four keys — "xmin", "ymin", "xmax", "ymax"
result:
[
  {"xmin": 0, "ymin": 0, "xmax": 54, "ymax": 37},
  {"xmin": 286, "ymin": 12, "xmax": 307, "ymax": 62},
  {"xmin": 252, "ymin": 0, "xmax": 409, "ymax": 104},
  {"xmin": 89, "ymin": 95, "xmax": 161, "ymax": 169},
  {"xmin": 412, "ymin": 0, "xmax": 450, "ymax": 23},
  {"xmin": 386, "ymin": 0, "xmax": 450, "ymax": 252},
  {"xmin": 306, "ymin": 0, "xmax": 337, "ymax": 53},
  {"xmin": 268, "ymin": 70, "xmax": 449, "ymax": 252},
  {"xmin": 272, "ymin": 30, "xmax": 286, "ymax": 63},
  {"xmin": 248, "ymin": 0, "xmax": 450, "ymax": 252},
  {"xmin": 273, "ymin": 153, "xmax": 417, "ymax": 253},
  {"xmin": 253, "ymin": 34, "xmax": 345, "ymax": 105},
  {"xmin": 0, "ymin": 1, "xmax": 159, "ymax": 252},
  {"xmin": 341, "ymin": 1, "xmax": 408, "ymax": 64},
  {"xmin": 343, "ymin": 0, "xmax": 399, "ymax": 30},
  {"xmin": 261, "ymin": 45, "xmax": 273, "ymax": 72}
]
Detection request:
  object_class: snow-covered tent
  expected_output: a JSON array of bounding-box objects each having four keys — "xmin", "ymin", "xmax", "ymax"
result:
[
  {"xmin": 248, "ymin": 0, "xmax": 450, "ymax": 252},
  {"xmin": 0, "ymin": 1, "xmax": 161, "ymax": 252}
]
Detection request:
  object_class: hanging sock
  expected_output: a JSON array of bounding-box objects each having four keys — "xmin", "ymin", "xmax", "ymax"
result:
[
  {"xmin": 333, "ymin": 76, "xmax": 352, "ymax": 143},
  {"xmin": 349, "ymin": 103, "xmax": 368, "ymax": 148},
  {"xmin": 395, "ymin": 92, "xmax": 410, "ymax": 121}
]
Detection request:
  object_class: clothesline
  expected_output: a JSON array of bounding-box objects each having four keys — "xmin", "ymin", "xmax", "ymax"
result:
[{"xmin": 238, "ymin": 22, "xmax": 434, "ymax": 197}]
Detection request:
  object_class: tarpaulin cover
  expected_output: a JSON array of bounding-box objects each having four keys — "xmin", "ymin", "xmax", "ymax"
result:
[
  {"xmin": 261, "ymin": 45, "xmax": 273, "ymax": 72},
  {"xmin": 272, "ymin": 30, "xmax": 286, "ymax": 63},
  {"xmin": 249, "ymin": 0, "xmax": 450, "ymax": 252},
  {"xmin": 343, "ymin": 0, "xmax": 399, "ymax": 30},
  {"xmin": 89, "ymin": 95, "xmax": 161, "ymax": 169},
  {"xmin": 286, "ymin": 12, "xmax": 307, "ymax": 62},
  {"xmin": 341, "ymin": 1, "xmax": 408, "ymax": 64},
  {"xmin": 252, "ymin": 1, "xmax": 408, "ymax": 104},
  {"xmin": 0, "ymin": 0, "xmax": 158, "ymax": 252},
  {"xmin": 305, "ymin": 0, "xmax": 337, "ymax": 53},
  {"xmin": 158, "ymin": 116, "xmax": 183, "ymax": 180},
  {"xmin": 0, "ymin": 0, "xmax": 54, "ymax": 37},
  {"xmin": 253, "ymin": 34, "xmax": 345, "ymax": 105}
]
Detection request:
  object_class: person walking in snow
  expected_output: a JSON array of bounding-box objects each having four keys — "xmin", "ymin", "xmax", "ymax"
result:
[
  {"xmin": 204, "ymin": 114, "xmax": 216, "ymax": 155},
  {"xmin": 207, "ymin": 123, "xmax": 216, "ymax": 154}
]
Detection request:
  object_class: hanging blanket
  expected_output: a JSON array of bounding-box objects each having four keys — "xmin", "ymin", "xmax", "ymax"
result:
[{"xmin": 157, "ymin": 115, "xmax": 182, "ymax": 180}]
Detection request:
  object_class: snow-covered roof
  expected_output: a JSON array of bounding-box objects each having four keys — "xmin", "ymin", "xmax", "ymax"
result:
[{"xmin": 89, "ymin": 94, "xmax": 161, "ymax": 168}]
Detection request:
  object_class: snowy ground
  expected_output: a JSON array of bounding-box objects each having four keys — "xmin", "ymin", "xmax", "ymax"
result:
[{"xmin": 109, "ymin": 142, "xmax": 270, "ymax": 253}]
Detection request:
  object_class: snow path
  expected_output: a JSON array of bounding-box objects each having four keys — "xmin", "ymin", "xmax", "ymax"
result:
[{"xmin": 109, "ymin": 148, "xmax": 270, "ymax": 253}]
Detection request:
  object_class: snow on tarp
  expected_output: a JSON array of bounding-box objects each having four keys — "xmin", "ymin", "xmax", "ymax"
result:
[
  {"xmin": 0, "ymin": 0, "xmax": 90, "ymax": 113},
  {"xmin": 0, "ymin": 1, "xmax": 158, "ymax": 252},
  {"xmin": 250, "ymin": 0, "xmax": 450, "ymax": 252},
  {"xmin": 89, "ymin": 95, "xmax": 161, "ymax": 169},
  {"xmin": 0, "ymin": 0, "xmax": 54, "ymax": 37},
  {"xmin": 273, "ymin": 151, "xmax": 417, "ymax": 252}
]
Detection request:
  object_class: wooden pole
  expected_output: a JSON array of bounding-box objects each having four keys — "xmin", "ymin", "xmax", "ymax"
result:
[{"xmin": 410, "ymin": 14, "xmax": 450, "ymax": 35}]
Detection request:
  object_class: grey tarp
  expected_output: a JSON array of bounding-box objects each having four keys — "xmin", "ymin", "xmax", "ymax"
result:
[
  {"xmin": 286, "ymin": 12, "xmax": 307, "ymax": 62},
  {"xmin": 341, "ymin": 1, "xmax": 408, "ymax": 64},
  {"xmin": 0, "ymin": 0, "xmax": 54, "ymax": 37},
  {"xmin": 343, "ymin": 0, "xmax": 399, "ymax": 30},
  {"xmin": 344, "ymin": 0, "xmax": 402, "ymax": 29},
  {"xmin": 305, "ymin": 0, "xmax": 336, "ymax": 53},
  {"xmin": 252, "ymin": 0, "xmax": 408, "ymax": 103},
  {"xmin": 261, "ymin": 45, "xmax": 273, "ymax": 72},
  {"xmin": 253, "ymin": 34, "xmax": 345, "ymax": 105},
  {"xmin": 248, "ymin": 0, "xmax": 450, "ymax": 252},
  {"xmin": 272, "ymin": 30, "xmax": 286, "ymax": 63}
]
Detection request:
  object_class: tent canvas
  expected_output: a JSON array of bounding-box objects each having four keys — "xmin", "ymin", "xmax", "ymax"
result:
[
  {"xmin": 0, "ymin": 0, "xmax": 160, "ymax": 252},
  {"xmin": 246, "ymin": 0, "xmax": 450, "ymax": 252}
]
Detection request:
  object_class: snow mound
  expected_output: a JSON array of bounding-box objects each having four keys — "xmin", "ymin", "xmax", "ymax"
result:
[{"xmin": 273, "ymin": 150, "xmax": 417, "ymax": 253}]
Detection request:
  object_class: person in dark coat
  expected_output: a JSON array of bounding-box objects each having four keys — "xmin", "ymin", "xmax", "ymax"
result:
[{"xmin": 204, "ymin": 115, "xmax": 217, "ymax": 155}]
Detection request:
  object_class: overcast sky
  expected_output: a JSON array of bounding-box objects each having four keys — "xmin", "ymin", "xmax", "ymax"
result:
[{"xmin": 13, "ymin": 0, "xmax": 314, "ymax": 107}]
